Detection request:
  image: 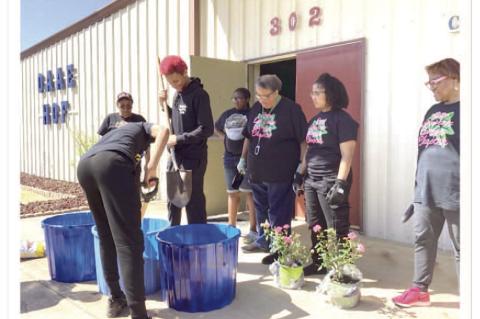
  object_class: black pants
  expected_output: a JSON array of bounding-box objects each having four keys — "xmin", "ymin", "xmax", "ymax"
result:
[
  {"xmin": 77, "ymin": 151, "xmax": 148, "ymax": 319},
  {"xmin": 167, "ymin": 155, "xmax": 208, "ymax": 226},
  {"xmin": 304, "ymin": 174, "xmax": 352, "ymax": 263}
]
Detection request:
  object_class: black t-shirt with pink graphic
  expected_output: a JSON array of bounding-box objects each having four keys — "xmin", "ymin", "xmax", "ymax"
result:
[
  {"xmin": 243, "ymin": 97, "xmax": 308, "ymax": 183},
  {"xmin": 414, "ymin": 101, "xmax": 460, "ymax": 210},
  {"xmin": 305, "ymin": 110, "xmax": 358, "ymax": 178}
]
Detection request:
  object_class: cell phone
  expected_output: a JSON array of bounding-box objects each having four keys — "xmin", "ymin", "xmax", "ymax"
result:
[{"xmin": 231, "ymin": 170, "xmax": 244, "ymax": 190}]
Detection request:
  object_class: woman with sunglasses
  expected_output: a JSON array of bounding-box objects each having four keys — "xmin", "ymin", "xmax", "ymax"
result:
[
  {"xmin": 214, "ymin": 88, "xmax": 257, "ymax": 243},
  {"xmin": 393, "ymin": 58, "xmax": 460, "ymax": 307}
]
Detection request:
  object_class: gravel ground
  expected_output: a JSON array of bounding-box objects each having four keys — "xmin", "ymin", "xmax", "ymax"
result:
[{"xmin": 20, "ymin": 173, "xmax": 88, "ymax": 218}]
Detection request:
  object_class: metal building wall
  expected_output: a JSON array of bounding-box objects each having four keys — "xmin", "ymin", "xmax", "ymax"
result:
[
  {"xmin": 199, "ymin": 0, "xmax": 461, "ymax": 248},
  {"xmin": 21, "ymin": 0, "xmax": 191, "ymax": 201}
]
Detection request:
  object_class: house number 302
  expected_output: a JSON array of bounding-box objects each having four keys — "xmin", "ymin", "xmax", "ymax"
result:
[{"xmin": 270, "ymin": 6, "xmax": 323, "ymax": 36}]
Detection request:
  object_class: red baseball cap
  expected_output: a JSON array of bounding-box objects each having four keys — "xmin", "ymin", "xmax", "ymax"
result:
[{"xmin": 116, "ymin": 91, "xmax": 133, "ymax": 102}]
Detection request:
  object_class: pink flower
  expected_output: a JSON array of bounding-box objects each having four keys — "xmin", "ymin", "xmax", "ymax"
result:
[
  {"xmin": 357, "ymin": 243, "xmax": 366, "ymax": 253},
  {"xmin": 312, "ymin": 225, "xmax": 322, "ymax": 233},
  {"xmin": 283, "ymin": 224, "xmax": 290, "ymax": 230},
  {"xmin": 348, "ymin": 232, "xmax": 358, "ymax": 240},
  {"xmin": 274, "ymin": 226, "xmax": 283, "ymax": 234},
  {"xmin": 283, "ymin": 237, "xmax": 293, "ymax": 245}
]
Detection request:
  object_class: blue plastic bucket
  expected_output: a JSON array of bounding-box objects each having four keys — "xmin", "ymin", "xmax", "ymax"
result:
[
  {"xmin": 92, "ymin": 218, "xmax": 170, "ymax": 296},
  {"xmin": 156, "ymin": 224, "xmax": 241, "ymax": 312},
  {"xmin": 41, "ymin": 212, "xmax": 96, "ymax": 283}
]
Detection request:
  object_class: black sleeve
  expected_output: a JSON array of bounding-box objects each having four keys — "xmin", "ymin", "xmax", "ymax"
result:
[
  {"xmin": 337, "ymin": 111, "xmax": 359, "ymax": 143},
  {"xmin": 176, "ymin": 90, "xmax": 214, "ymax": 144},
  {"xmin": 242, "ymin": 104, "xmax": 259, "ymax": 140},
  {"xmin": 291, "ymin": 103, "xmax": 308, "ymax": 143},
  {"xmin": 136, "ymin": 114, "xmax": 147, "ymax": 122},
  {"xmin": 97, "ymin": 115, "xmax": 111, "ymax": 136}
]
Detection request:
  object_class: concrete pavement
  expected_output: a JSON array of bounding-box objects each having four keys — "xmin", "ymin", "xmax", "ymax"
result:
[{"xmin": 20, "ymin": 201, "xmax": 459, "ymax": 319}]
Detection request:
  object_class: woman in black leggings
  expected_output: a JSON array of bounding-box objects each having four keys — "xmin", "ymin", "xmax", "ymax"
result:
[{"xmin": 77, "ymin": 122, "xmax": 168, "ymax": 319}]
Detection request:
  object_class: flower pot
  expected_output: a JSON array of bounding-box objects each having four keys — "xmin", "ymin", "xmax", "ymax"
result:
[
  {"xmin": 278, "ymin": 264, "xmax": 304, "ymax": 289},
  {"xmin": 326, "ymin": 280, "xmax": 361, "ymax": 309}
]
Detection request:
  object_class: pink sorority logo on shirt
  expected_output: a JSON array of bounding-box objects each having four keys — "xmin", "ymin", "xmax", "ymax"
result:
[
  {"xmin": 306, "ymin": 118, "xmax": 328, "ymax": 144},
  {"xmin": 418, "ymin": 111, "xmax": 455, "ymax": 148},
  {"xmin": 252, "ymin": 113, "xmax": 277, "ymax": 138}
]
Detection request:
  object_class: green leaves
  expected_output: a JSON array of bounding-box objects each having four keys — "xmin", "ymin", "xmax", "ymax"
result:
[
  {"xmin": 263, "ymin": 224, "xmax": 311, "ymax": 267},
  {"xmin": 314, "ymin": 228, "xmax": 363, "ymax": 282}
]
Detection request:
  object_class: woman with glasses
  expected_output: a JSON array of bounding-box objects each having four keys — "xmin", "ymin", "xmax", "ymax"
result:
[
  {"xmin": 238, "ymin": 74, "xmax": 308, "ymax": 265},
  {"xmin": 393, "ymin": 58, "xmax": 460, "ymax": 307},
  {"xmin": 214, "ymin": 88, "xmax": 257, "ymax": 243},
  {"xmin": 297, "ymin": 73, "xmax": 358, "ymax": 276}
]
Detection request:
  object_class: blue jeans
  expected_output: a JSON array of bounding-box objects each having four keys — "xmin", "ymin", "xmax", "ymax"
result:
[
  {"xmin": 223, "ymin": 155, "xmax": 252, "ymax": 193},
  {"xmin": 250, "ymin": 181, "xmax": 295, "ymax": 249}
]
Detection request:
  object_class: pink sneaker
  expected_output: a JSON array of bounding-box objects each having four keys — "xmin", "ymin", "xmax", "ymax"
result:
[{"xmin": 392, "ymin": 287, "xmax": 431, "ymax": 307}]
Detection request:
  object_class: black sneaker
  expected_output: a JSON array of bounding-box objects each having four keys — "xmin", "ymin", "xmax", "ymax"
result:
[
  {"xmin": 107, "ymin": 296, "xmax": 128, "ymax": 318},
  {"xmin": 303, "ymin": 263, "xmax": 327, "ymax": 276},
  {"xmin": 261, "ymin": 252, "xmax": 279, "ymax": 265}
]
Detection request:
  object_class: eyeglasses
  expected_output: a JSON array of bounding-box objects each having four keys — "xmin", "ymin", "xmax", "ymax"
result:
[
  {"xmin": 255, "ymin": 90, "xmax": 277, "ymax": 100},
  {"xmin": 310, "ymin": 90, "xmax": 326, "ymax": 97},
  {"xmin": 425, "ymin": 76, "xmax": 447, "ymax": 89}
]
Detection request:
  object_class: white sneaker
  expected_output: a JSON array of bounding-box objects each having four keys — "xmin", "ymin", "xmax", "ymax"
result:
[{"xmin": 242, "ymin": 231, "xmax": 258, "ymax": 245}]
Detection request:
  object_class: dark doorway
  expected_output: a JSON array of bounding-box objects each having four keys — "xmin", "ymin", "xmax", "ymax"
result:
[{"xmin": 260, "ymin": 59, "xmax": 296, "ymax": 101}]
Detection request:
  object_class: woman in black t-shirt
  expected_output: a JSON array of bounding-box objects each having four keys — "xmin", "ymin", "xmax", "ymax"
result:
[
  {"xmin": 239, "ymin": 75, "xmax": 308, "ymax": 265},
  {"xmin": 97, "ymin": 92, "xmax": 147, "ymax": 136},
  {"xmin": 298, "ymin": 73, "xmax": 358, "ymax": 276},
  {"xmin": 215, "ymin": 88, "xmax": 257, "ymax": 243},
  {"xmin": 98, "ymin": 92, "xmax": 149, "ymax": 185}
]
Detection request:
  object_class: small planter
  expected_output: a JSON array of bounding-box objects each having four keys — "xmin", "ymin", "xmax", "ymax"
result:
[
  {"xmin": 278, "ymin": 264, "xmax": 304, "ymax": 289},
  {"xmin": 325, "ymin": 280, "xmax": 361, "ymax": 309},
  {"xmin": 270, "ymin": 262, "xmax": 305, "ymax": 289}
]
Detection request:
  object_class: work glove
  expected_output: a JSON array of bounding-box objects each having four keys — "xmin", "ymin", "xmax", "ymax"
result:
[
  {"xmin": 325, "ymin": 179, "xmax": 348, "ymax": 206},
  {"xmin": 402, "ymin": 204, "xmax": 415, "ymax": 223},
  {"xmin": 237, "ymin": 158, "xmax": 247, "ymax": 175},
  {"xmin": 292, "ymin": 172, "xmax": 305, "ymax": 196}
]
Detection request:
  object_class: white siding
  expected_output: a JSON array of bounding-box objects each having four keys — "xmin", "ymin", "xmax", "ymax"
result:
[
  {"xmin": 199, "ymin": 0, "xmax": 461, "ymax": 248},
  {"xmin": 21, "ymin": 0, "xmax": 191, "ymax": 203},
  {"xmin": 21, "ymin": 0, "xmax": 461, "ymax": 248}
]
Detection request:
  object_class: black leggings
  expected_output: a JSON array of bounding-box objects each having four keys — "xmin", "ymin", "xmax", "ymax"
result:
[
  {"xmin": 77, "ymin": 151, "xmax": 148, "ymax": 319},
  {"xmin": 304, "ymin": 174, "xmax": 352, "ymax": 259}
]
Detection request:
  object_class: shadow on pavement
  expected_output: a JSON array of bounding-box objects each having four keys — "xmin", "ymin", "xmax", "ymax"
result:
[
  {"xmin": 149, "ymin": 278, "xmax": 311, "ymax": 319},
  {"xmin": 21, "ymin": 280, "xmax": 101, "ymax": 314}
]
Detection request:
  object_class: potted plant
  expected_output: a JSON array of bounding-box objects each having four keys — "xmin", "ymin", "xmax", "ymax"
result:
[
  {"xmin": 262, "ymin": 222, "xmax": 311, "ymax": 289},
  {"xmin": 313, "ymin": 226, "xmax": 365, "ymax": 308}
]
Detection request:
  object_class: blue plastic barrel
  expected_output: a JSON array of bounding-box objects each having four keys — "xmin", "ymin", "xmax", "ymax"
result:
[
  {"xmin": 41, "ymin": 212, "xmax": 96, "ymax": 283},
  {"xmin": 156, "ymin": 224, "xmax": 241, "ymax": 312},
  {"xmin": 92, "ymin": 218, "xmax": 170, "ymax": 296}
]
